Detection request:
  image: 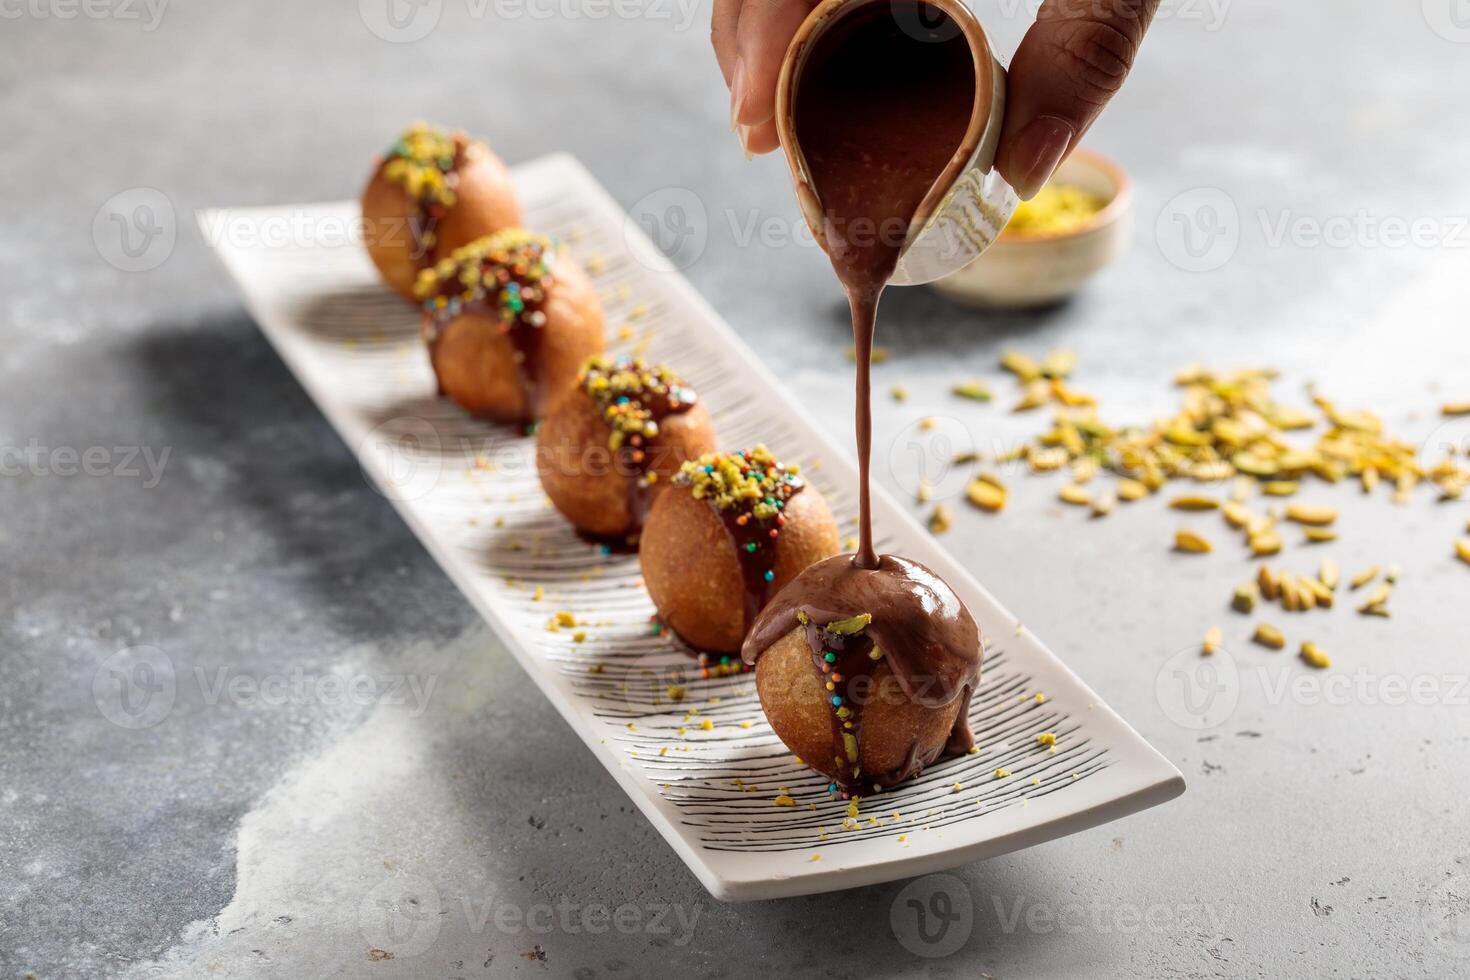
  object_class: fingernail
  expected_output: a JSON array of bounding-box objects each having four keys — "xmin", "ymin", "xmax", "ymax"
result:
[
  {"xmin": 730, "ymin": 58, "xmax": 748, "ymax": 132},
  {"xmin": 738, "ymin": 124, "xmax": 755, "ymax": 160},
  {"xmin": 1009, "ymin": 115, "xmax": 1074, "ymax": 201}
]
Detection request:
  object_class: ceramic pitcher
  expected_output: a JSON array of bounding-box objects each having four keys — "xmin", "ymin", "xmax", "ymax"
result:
[{"xmin": 775, "ymin": 0, "xmax": 1018, "ymax": 286}]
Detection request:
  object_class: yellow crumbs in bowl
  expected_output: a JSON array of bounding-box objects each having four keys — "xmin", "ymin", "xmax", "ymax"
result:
[{"xmin": 1003, "ymin": 184, "xmax": 1108, "ymax": 237}]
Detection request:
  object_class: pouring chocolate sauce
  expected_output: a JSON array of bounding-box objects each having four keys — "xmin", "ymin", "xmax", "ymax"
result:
[
  {"xmin": 742, "ymin": 0, "xmax": 985, "ymax": 795},
  {"xmin": 792, "ymin": 0, "xmax": 977, "ymax": 568}
]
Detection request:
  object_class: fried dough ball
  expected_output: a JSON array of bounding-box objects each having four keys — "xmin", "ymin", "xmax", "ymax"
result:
[
  {"xmin": 537, "ymin": 357, "xmax": 716, "ymax": 543},
  {"xmin": 753, "ymin": 626, "xmax": 964, "ymax": 787},
  {"xmin": 417, "ymin": 230, "xmax": 604, "ymax": 424},
  {"xmin": 639, "ymin": 447, "xmax": 839, "ymax": 653},
  {"xmin": 362, "ymin": 122, "xmax": 521, "ymax": 301}
]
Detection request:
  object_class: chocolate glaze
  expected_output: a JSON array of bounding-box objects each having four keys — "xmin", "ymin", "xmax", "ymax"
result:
[
  {"xmin": 719, "ymin": 491, "xmax": 799, "ymax": 635},
  {"xmin": 379, "ymin": 130, "xmax": 470, "ymax": 269},
  {"xmin": 580, "ymin": 359, "xmax": 700, "ymax": 547},
  {"xmin": 669, "ymin": 448, "xmax": 806, "ymax": 644},
  {"xmin": 619, "ymin": 393, "xmax": 697, "ymax": 539},
  {"xmin": 742, "ymin": 554, "xmax": 979, "ymax": 793},
  {"xmin": 418, "ymin": 232, "xmax": 555, "ymax": 425},
  {"xmin": 745, "ymin": 0, "xmax": 984, "ymax": 793}
]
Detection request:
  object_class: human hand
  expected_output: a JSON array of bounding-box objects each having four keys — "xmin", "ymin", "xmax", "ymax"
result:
[{"xmin": 711, "ymin": 0, "xmax": 1159, "ymax": 200}]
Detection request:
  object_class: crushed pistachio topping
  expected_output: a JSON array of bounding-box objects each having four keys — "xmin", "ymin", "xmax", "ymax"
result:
[
  {"xmin": 824, "ymin": 613, "xmax": 872, "ymax": 636},
  {"xmin": 1004, "ymin": 185, "xmax": 1107, "ymax": 237},
  {"xmin": 381, "ymin": 122, "xmax": 463, "ymax": 210},
  {"xmin": 414, "ymin": 228, "xmax": 554, "ymax": 327},
  {"xmin": 577, "ymin": 355, "xmax": 696, "ymax": 451},
  {"xmin": 673, "ymin": 445, "xmax": 802, "ymax": 519}
]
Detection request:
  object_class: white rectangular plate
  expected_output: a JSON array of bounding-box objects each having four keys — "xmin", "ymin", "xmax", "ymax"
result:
[{"xmin": 200, "ymin": 153, "xmax": 1183, "ymax": 902}]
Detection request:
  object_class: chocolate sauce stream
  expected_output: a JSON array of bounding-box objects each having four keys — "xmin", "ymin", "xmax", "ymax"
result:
[
  {"xmin": 743, "ymin": 1, "xmax": 983, "ymax": 793},
  {"xmin": 794, "ymin": 1, "xmax": 976, "ymax": 568}
]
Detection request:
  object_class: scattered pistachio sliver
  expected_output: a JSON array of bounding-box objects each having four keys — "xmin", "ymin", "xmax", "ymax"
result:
[
  {"xmin": 1091, "ymin": 491, "xmax": 1117, "ymax": 518},
  {"xmin": 1302, "ymin": 527, "xmax": 1338, "ymax": 543},
  {"xmin": 1284, "ymin": 503, "xmax": 1338, "ymax": 526},
  {"xmin": 1249, "ymin": 530, "xmax": 1283, "ymax": 556},
  {"xmin": 1041, "ymin": 348, "xmax": 1077, "ymax": 379},
  {"xmin": 1361, "ymin": 467, "xmax": 1380, "ymax": 493},
  {"xmin": 1350, "ymin": 565, "xmax": 1379, "ymax": 590},
  {"xmin": 1457, "ymin": 539, "xmax": 1470, "ymax": 566},
  {"xmin": 1299, "ymin": 641, "xmax": 1331, "ymax": 669},
  {"xmin": 1175, "ymin": 530, "xmax": 1213, "ymax": 554},
  {"xmin": 1232, "ymin": 582, "xmax": 1259, "ymax": 613},
  {"xmin": 1222, "ymin": 502, "xmax": 1252, "ymax": 528},
  {"xmin": 915, "ymin": 481, "xmax": 932, "ymax": 503},
  {"xmin": 825, "ymin": 614, "xmax": 872, "ymax": 636},
  {"xmin": 1058, "ymin": 484, "xmax": 1091, "ymax": 506},
  {"xmin": 1117, "ymin": 479, "xmax": 1149, "ymax": 502},
  {"xmin": 1357, "ymin": 583, "xmax": 1393, "ymax": 616},
  {"xmin": 1442, "ymin": 402, "xmax": 1470, "ymax": 417},
  {"xmin": 891, "ymin": 386, "xmax": 909, "ymax": 402},
  {"xmin": 1014, "ymin": 380, "xmax": 1052, "ymax": 412},
  {"xmin": 951, "ymin": 380, "xmax": 992, "ymax": 402},
  {"xmin": 1320, "ymin": 559, "xmax": 1340, "ymax": 591},
  {"xmin": 1202, "ymin": 626, "xmax": 1223, "ymax": 655},
  {"xmin": 966, "ymin": 479, "xmax": 1006, "ymax": 512},
  {"xmin": 1257, "ymin": 565, "xmax": 1281, "ymax": 602},
  {"xmin": 844, "ymin": 345, "xmax": 890, "ymax": 364},
  {"xmin": 1253, "ymin": 623, "xmax": 1286, "ymax": 650},
  {"xmin": 1000, "ymin": 351, "xmax": 1042, "ymax": 381},
  {"xmin": 1028, "ymin": 447, "xmax": 1068, "ymax": 472},
  {"xmin": 928, "ymin": 504, "xmax": 952, "ymax": 535},
  {"xmin": 1262, "ymin": 481, "xmax": 1300, "ymax": 496},
  {"xmin": 1385, "ymin": 564, "xmax": 1402, "ymax": 584},
  {"xmin": 1300, "ymin": 576, "xmax": 1334, "ymax": 608},
  {"xmin": 1170, "ymin": 495, "xmax": 1220, "ymax": 511}
]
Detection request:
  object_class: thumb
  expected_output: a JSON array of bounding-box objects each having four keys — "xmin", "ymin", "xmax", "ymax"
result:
[{"xmin": 996, "ymin": 0, "xmax": 1158, "ymax": 199}]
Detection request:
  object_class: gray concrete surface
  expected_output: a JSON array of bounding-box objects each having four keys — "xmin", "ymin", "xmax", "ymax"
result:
[{"xmin": 4, "ymin": 1, "xmax": 1470, "ymax": 977}]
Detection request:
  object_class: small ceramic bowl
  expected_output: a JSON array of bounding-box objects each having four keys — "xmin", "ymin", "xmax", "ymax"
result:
[{"xmin": 929, "ymin": 147, "xmax": 1131, "ymax": 308}]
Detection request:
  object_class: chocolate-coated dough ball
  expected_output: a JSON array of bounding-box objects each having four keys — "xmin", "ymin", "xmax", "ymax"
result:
[
  {"xmin": 362, "ymin": 122, "xmax": 521, "ymax": 301},
  {"xmin": 639, "ymin": 447, "xmax": 838, "ymax": 653},
  {"xmin": 754, "ymin": 626, "xmax": 963, "ymax": 787},
  {"xmin": 417, "ymin": 230, "xmax": 605, "ymax": 424},
  {"xmin": 537, "ymin": 357, "xmax": 716, "ymax": 543}
]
